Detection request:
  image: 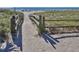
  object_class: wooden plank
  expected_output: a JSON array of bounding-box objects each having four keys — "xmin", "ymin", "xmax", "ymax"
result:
[
  {"xmin": 45, "ymin": 26, "xmax": 79, "ymax": 28},
  {"xmin": 29, "ymin": 15, "xmax": 39, "ymax": 21},
  {"xmin": 29, "ymin": 17, "xmax": 39, "ymax": 27},
  {"xmin": 45, "ymin": 19, "xmax": 79, "ymax": 21}
]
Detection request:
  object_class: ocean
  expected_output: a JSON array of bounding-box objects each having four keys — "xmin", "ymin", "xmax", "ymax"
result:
[
  {"xmin": 13, "ymin": 7, "xmax": 79, "ymax": 11},
  {"xmin": 1, "ymin": 7, "xmax": 79, "ymax": 11}
]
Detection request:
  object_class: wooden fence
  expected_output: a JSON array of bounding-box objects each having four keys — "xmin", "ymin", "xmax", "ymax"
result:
[{"xmin": 29, "ymin": 15, "xmax": 79, "ymax": 34}]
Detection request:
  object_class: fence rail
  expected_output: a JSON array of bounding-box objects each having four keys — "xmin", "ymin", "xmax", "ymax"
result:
[
  {"xmin": 45, "ymin": 26, "xmax": 79, "ymax": 28},
  {"xmin": 29, "ymin": 14, "xmax": 79, "ymax": 34},
  {"xmin": 29, "ymin": 16, "xmax": 39, "ymax": 27},
  {"xmin": 45, "ymin": 19, "xmax": 79, "ymax": 21}
]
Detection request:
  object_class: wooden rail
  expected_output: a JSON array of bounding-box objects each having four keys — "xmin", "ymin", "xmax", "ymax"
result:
[
  {"xmin": 45, "ymin": 26, "xmax": 79, "ymax": 28},
  {"xmin": 29, "ymin": 15, "xmax": 39, "ymax": 21},
  {"xmin": 45, "ymin": 19, "xmax": 79, "ymax": 21},
  {"xmin": 29, "ymin": 16, "xmax": 39, "ymax": 27},
  {"xmin": 29, "ymin": 15, "xmax": 79, "ymax": 34}
]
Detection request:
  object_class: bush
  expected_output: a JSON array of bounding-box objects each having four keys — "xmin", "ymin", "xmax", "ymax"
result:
[{"xmin": 0, "ymin": 9, "xmax": 22, "ymax": 34}]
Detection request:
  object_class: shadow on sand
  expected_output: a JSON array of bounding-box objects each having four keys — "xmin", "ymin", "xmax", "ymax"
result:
[
  {"xmin": 11, "ymin": 14, "xmax": 24, "ymax": 51},
  {"xmin": 42, "ymin": 32, "xmax": 79, "ymax": 49},
  {"xmin": 42, "ymin": 32, "xmax": 59, "ymax": 49}
]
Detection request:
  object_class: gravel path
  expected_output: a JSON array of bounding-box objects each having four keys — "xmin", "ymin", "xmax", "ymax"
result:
[{"xmin": 22, "ymin": 12, "xmax": 79, "ymax": 52}]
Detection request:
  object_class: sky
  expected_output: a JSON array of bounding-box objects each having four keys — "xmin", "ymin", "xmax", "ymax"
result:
[{"xmin": 0, "ymin": 0, "xmax": 79, "ymax": 7}]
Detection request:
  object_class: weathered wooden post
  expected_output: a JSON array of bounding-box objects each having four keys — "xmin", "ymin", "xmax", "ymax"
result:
[
  {"xmin": 38, "ymin": 15, "xmax": 45, "ymax": 35},
  {"xmin": 43, "ymin": 16, "xmax": 45, "ymax": 31}
]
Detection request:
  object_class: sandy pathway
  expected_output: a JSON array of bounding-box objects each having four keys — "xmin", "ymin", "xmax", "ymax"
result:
[{"xmin": 22, "ymin": 12, "xmax": 79, "ymax": 52}]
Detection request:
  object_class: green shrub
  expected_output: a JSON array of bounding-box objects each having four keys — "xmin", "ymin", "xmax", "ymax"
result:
[{"xmin": 0, "ymin": 9, "xmax": 22, "ymax": 34}]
